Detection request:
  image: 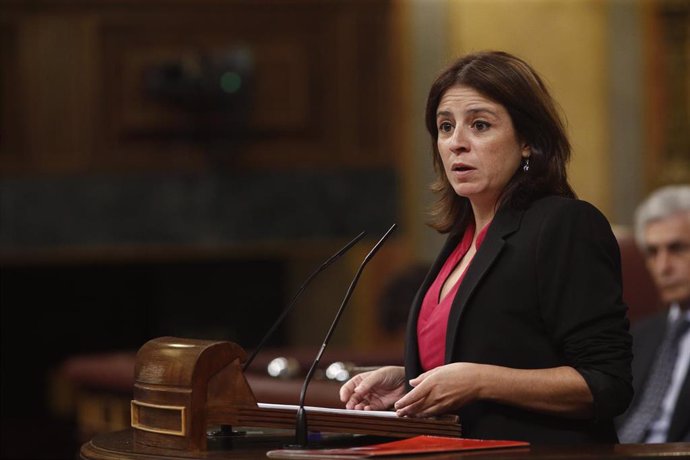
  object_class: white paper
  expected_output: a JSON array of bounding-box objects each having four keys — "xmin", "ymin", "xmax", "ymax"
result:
[{"xmin": 257, "ymin": 402, "xmax": 399, "ymax": 418}]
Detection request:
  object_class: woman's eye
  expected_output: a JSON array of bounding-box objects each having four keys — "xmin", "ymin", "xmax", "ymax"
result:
[
  {"xmin": 438, "ymin": 121, "xmax": 453, "ymax": 133},
  {"xmin": 472, "ymin": 121, "xmax": 491, "ymax": 131}
]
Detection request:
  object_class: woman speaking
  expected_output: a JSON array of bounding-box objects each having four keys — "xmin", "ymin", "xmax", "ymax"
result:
[{"xmin": 340, "ymin": 51, "xmax": 633, "ymax": 443}]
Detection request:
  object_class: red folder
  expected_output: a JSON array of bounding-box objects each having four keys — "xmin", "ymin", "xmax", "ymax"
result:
[{"xmin": 266, "ymin": 435, "xmax": 529, "ymax": 458}]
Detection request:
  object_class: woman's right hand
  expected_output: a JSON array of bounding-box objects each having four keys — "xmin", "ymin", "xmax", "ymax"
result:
[{"xmin": 339, "ymin": 365, "xmax": 406, "ymax": 411}]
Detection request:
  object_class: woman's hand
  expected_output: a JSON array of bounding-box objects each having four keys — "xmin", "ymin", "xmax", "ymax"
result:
[
  {"xmin": 339, "ymin": 366, "xmax": 406, "ymax": 411},
  {"xmin": 394, "ymin": 362, "xmax": 482, "ymax": 418},
  {"xmin": 394, "ymin": 363, "xmax": 594, "ymax": 419}
]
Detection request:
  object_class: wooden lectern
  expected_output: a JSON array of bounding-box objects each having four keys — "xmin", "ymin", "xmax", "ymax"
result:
[{"xmin": 129, "ymin": 337, "xmax": 462, "ymax": 453}]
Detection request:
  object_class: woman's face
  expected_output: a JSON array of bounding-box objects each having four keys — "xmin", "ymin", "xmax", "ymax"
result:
[{"xmin": 436, "ymin": 85, "xmax": 529, "ymax": 208}]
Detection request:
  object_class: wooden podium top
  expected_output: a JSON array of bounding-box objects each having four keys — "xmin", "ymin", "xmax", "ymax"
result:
[
  {"xmin": 128, "ymin": 337, "xmax": 461, "ymax": 452},
  {"xmin": 81, "ymin": 429, "xmax": 690, "ymax": 460}
]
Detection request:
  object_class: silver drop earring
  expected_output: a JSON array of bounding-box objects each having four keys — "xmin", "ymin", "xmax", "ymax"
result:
[{"xmin": 523, "ymin": 157, "xmax": 530, "ymax": 172}]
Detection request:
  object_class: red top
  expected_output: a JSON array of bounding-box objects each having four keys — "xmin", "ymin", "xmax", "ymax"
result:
[{"xmin": 416, "ymin": 221, "xmax": 491, "ymax": 371}]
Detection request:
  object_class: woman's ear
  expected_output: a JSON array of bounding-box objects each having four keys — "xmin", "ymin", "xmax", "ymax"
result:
[{"xmin": 522, "ymin": 145, "xmax": 531, "ymax": 158}]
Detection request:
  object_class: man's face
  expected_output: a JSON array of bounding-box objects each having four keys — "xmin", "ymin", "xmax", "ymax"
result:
[{"xmin": 642, "ymin": 211, "xmax": 690, "ymax": 306}]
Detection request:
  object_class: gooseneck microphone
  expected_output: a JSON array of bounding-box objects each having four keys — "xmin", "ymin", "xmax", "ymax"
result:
[
  {"xmin": 293, "ymin": 223, "xmax": 397, "ymax": 448},
  {"xmin": 242, "ymin": 231, "xmax": 367, "ymax": 372}
]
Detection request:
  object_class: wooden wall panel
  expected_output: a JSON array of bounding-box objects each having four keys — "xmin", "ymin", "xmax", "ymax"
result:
[
  {"xmin": 645, "ymin": 0, "xmax": 690, "ymax": 188},
  {"xmin": 0, "ymin": 0, "xmax": 397, "ymax": 174},
  {"xmin": 0, "ymin": 22, "xmax": 22, "ymax": 168},
  {"xmin": 109, "ymin": 40, "xmax": 311, "ymax": 136}
]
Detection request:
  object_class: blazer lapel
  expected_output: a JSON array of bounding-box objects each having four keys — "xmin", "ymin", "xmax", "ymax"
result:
[{"xmin": 444, "ymin": 206, "xmax": 523, "ymax": 363}]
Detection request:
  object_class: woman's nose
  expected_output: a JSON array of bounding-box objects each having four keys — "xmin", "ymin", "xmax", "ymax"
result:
[{"xmin": 448, "ymin": 127, "xmax": 469, "ymax": 152}]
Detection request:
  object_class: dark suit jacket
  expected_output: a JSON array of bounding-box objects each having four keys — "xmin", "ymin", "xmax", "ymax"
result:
[
  {"xmin": 616, "ymin": 310, "xmax": 690, "ymax": 442},
  {"xmin": 404, "ymin": 196, "xmax": 633, "ymax": 443}
]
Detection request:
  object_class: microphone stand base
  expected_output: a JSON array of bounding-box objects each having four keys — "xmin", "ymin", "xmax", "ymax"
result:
[
  {"xmin": 207, "ymin": 424, "xmax": 246, "ymax": 438},
  {"xmin": 286, "ymin": 406, "xmax": 310, "ymax": 448}
]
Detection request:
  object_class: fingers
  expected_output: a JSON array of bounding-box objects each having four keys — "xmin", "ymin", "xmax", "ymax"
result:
[
  {"xmin": 394, "ymin": 371, "xmax": 447, "ymax": 417},
  {"xmin": 346, "ymin": 393, "xmax": 367, "ymax": 410},
  {"xmin": 353, "ymin": 393, "xmax": 389, "ymax": 411},
  {"xmin": 345, "ymin": 389, "xmax": 377, "ymax": 410},
  {"xmin": 400, "ymin": 401, "xmax": 443, "ymax": 418},
  {"xmin": 340, "ymin": 372, "xmax": 381, "ymax": 410},
  {"xmin": 339, "ymin": 367, "xmax": 406, "ymax": 411},
  {"xmin": 397, "ymin": 364, "xmax": 476, "ymax": 417},
  {"xmin": 395, "ymin": 387, "xmax": 447, "ymax": 418},
  {"xmin": 408, "ymin": 369, "xmax": 433, "ymax": 387},
  {"xmin": 339, "ymin": 376, "xmax": 359, "ymax": 402},
  {"xmin": 339, "ymin": 374, "xmax": 367, "ymax": 408},
  {"xmin": 393, "ymin": 383, "xmax": 427, "ymax": 416},
  {"xmin": 354, "ymin": 401, "xmax": 372, "ymax": 411}
]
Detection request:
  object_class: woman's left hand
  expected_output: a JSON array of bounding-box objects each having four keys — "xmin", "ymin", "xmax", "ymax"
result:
[{"xmin": 394, "ymin": 362, "xmax": 483, "ymax": 418}]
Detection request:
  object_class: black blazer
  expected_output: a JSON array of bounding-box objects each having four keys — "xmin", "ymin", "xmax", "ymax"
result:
[
  {"xmin": 404, "ymin": 196, "xmax": 633, "ymax": 443},
  {"xmin": 616, "ymin": 310, "xmax": 690, "ymax": 442}
]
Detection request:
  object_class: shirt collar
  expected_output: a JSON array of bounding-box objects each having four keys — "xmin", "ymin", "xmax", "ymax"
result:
[{"xmin": 668, "ymin": 303, "xmax": 690, "ymax": 322}]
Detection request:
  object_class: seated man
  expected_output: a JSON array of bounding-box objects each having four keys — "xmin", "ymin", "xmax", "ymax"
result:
[{"xmin": 617, "ymin": 185, "xmax": 690, "ymax": 443}]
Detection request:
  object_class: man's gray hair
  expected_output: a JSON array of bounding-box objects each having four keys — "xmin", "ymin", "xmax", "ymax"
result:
[{"xmin": 634, "ymin": 184, "xmax": 690, "ymax": 248}]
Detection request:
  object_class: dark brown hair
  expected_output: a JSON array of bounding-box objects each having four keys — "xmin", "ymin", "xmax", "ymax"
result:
[{"xmin": 425, "ymin": 51, "xmax": 576, "ymax": 233}]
